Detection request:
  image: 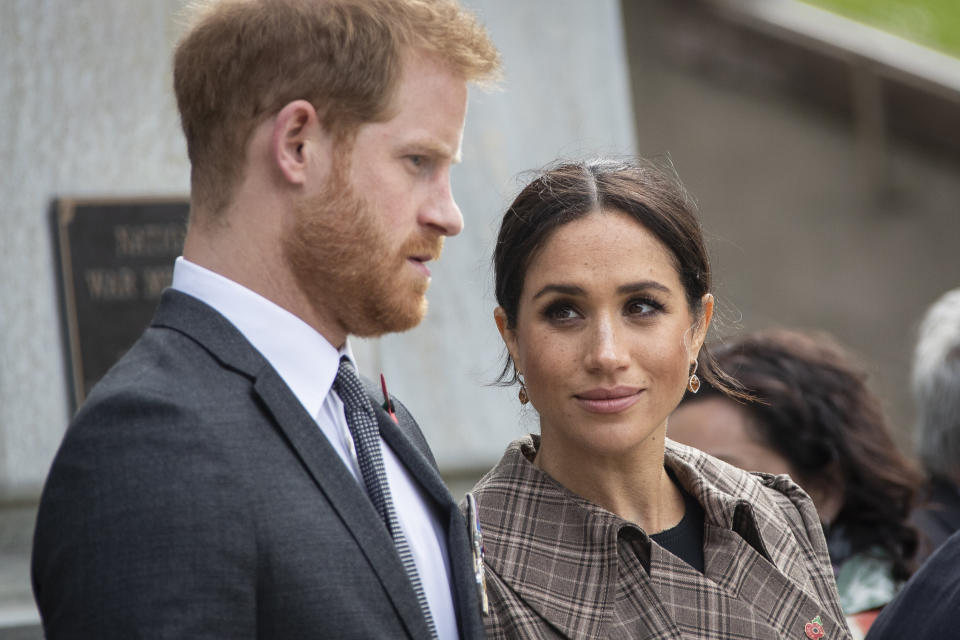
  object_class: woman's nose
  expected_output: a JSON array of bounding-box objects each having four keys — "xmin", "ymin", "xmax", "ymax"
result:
[{"xmin": 584, "ymin": 316, "xmax": 629, "ymax": 373}]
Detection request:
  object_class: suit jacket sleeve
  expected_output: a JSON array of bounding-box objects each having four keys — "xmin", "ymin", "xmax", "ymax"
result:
[{"xmin": 32, "ymin": 388, "xmax": 258, "ymax": 638}]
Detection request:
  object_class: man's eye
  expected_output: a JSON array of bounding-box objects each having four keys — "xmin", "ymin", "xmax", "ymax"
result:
[{"xmin": 408, "ymin": 155, "xmax": 426, "ymax": 168}]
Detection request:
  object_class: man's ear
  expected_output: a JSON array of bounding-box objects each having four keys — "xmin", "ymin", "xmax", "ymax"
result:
[
  {"xmin": 494, "ymin": 307, "xmax": 521, "ymax": 371},
  {"xmin": 271, "ymin": 100, "xmax": 330, "ymax": 186}
]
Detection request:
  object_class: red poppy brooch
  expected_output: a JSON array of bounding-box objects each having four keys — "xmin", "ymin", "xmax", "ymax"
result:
[{"xmin": 804, "ymin": 615, "xmax": 825, "ymax": 639}]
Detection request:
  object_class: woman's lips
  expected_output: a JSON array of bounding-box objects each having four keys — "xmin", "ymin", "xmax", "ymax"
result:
[{"xmin": 574, "ymin": 387, "xmax": 643, "ymax": 414}]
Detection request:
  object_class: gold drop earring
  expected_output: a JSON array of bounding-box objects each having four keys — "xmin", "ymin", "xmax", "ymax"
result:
[
  {"xmin": 688, "ymin": 361, "xmax": 701, "ymax": 394},
  {"xmin": 517, "ymin": 372, "xmax": 530, "ymax": 405}
]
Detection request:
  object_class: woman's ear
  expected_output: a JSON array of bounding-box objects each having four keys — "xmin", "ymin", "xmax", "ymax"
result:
[
  {"xmin": 271, "ymin": 99, "xmax": 331, "ymax": 186},
  {"xmin": 690, "ymin": 293, "xmax": 715, "ymax": 357},
  {"xmin": 494, "ymin": 307, "xmax": 521, "ymax": 370}
]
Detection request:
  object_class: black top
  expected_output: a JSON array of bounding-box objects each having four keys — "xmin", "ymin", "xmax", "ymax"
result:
[
  {"xmin": 650, "ymin": 484, "xmax": 706, "ymax": 573},
  {"xmin": 910, "ymin": 477, "xmax": 960, "ymax": 564}
]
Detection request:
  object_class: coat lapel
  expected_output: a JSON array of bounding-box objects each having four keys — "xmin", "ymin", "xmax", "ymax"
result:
[
  {"xmin": 152, "ymin": 290, "xmax": 432, "ymax": 639},
  {"xmin": 472, "ymin": 437, "xmax": 624, "ymax": 639},
  {"xmin": 664, "ymin": 440, "xmax": 848, "ymax": 638}
]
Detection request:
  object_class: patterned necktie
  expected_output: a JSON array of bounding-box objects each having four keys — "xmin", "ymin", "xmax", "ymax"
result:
[{"xmin": 333, "ymin": 357, "xmax": 438, "ymax": 639}]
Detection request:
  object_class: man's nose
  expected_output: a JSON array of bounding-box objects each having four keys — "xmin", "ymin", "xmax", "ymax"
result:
[{"xmin": 420, "ymin": 174, "xmax": 464, "ymax": 236}]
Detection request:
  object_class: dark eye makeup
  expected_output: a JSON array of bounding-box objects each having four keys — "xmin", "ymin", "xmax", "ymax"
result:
[
  {"xmin": 625, "ymin": 296, "xmax": 665, "ymax": 317},
  {"xmin": 542, "ymin": 300, "xmax": 581, "ymax": 323},
  {"xmin": 537, "ymin": 293, "xmax": 666, "ymax": 326}
]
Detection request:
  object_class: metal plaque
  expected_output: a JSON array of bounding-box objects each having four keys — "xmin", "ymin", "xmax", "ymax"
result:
[{"xmin": 52, "ymin": 198, "xmax": 189, "ymax": 411}]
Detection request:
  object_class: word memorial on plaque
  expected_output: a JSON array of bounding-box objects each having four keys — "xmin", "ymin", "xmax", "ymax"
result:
[{"xmin": 52, "ymin": 198, "xmax": 189, "ymax": 411}]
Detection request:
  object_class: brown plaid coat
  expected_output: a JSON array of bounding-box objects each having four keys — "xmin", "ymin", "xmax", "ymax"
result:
[{"xmin": 468, "ymin": 436, "xmax": 852, "ymax": 640}]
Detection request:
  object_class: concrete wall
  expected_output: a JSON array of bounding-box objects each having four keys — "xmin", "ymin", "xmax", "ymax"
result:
[
  {"xmin": 0, "ymin": 0, "xmax": 189, "ymax": 501},
  {"xmin": 1, "ymin": 1, "xmax": 190, "ymax": 628},
  {"xmin": 0, "ymin": 0, "xmax": 636, "ymax": 627}
]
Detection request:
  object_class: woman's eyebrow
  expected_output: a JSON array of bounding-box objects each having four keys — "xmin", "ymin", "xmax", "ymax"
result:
[
  {"xmin": 532, "ymin": 284, "xmax": 584, "ymax": 300},
  {"xmin": 617, "ymin": 281, "xmax": 671, "ymax": 295},
  {"xmin": 533, "ymin": 281, "xmax": 672, "ymax": 300}
]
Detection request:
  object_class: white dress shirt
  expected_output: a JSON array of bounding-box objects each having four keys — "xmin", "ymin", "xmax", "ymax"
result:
[{"xmin": 171, "ymin": 257, "xmax": 458, "ymax": 639}]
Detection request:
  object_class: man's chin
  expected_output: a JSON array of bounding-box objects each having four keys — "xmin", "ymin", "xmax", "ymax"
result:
[{"xmin": 348, "ymin": 296, "xmax": 429, "ymax": 338}]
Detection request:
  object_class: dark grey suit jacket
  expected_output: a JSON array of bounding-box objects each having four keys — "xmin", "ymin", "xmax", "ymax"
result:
[{"xmin": 32, "ymin": 289, "xmax": 485, "ymax": 639}]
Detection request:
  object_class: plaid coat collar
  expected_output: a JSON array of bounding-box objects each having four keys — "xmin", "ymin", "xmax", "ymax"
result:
[{"xmin": 472, "ymin": 435, "xmax": 849, "ymax": 640}]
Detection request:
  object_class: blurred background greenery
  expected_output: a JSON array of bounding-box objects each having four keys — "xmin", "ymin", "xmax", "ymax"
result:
[{"xmin": 803, "ymin": 0, "xmax": 960, "ymax": 57}]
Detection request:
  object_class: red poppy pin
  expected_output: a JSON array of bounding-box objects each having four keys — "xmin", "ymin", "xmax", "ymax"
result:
[
  {"xmin": 380, "ymin": 374, "xmax": 398, "ymax": 424},
  {"xmin": 804, "ymin": 615, "xmax": 825, "ymax": 639}
]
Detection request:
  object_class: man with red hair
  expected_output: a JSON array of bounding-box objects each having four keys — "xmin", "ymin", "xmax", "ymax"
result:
[{"xmin": 32, "ymin": 1, "xmax": 499, "ymax": 638}]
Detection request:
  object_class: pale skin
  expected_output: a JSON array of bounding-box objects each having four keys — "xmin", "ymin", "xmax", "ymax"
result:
[
  {"xmin": 182, "ymin": 50, "xmax": 467, "ymax": 349},
  {"xmin": 495, "ymin": 209, "xmax": 714, "ymax": 534}
]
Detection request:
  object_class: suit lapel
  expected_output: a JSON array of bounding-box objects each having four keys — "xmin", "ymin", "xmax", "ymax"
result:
[
  {"xmin": 153, "ymin": 290, "xmax": 431, "ymax": 639},
  {"xmin": 374, "ymin": 405, "xmax": 450, "ymax": 507},
  {"xmin": 253, "ymin": 374, "xmax": 432, "ymax": 639},
  {"xmin": 371, "ymin": 400, "xmax": 485, "ymax": 639}
]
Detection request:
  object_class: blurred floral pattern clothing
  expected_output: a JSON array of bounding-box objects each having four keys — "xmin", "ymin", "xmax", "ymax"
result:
[
  {"xmin": 834, "ymin": 550, "xmax": 899, "ymax": 615},
  {"xmin": 468, "ymin": 436, "xmax": 851, "ymax": 640},
  {"xmin": 826, "ymin": 524, "xmax": 903, "ymax": 638}
]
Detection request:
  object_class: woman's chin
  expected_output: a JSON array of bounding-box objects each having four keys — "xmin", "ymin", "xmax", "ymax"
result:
[{"xmin": 548, "ymin": 423, "xmax": 665, "ymax": 462}]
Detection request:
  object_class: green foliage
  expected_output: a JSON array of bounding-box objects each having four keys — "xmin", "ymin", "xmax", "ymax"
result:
[{"xmin": 801, "ymin": 0, "xmax": 960, "ymax": 58}]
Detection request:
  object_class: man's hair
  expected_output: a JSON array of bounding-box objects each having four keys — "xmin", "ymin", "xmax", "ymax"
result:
[
  {"xmin": 173, "ymin": 0, "xmax": 500, "ymax": 216},
  {"xmin": 912, "ymin": 288, "xmax": 960, "ymax": 482}
]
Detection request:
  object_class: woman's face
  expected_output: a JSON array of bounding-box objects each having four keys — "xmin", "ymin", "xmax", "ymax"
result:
[{"xmin": 496, "ymin": 208, "xmax": 712, "ymax": 459}]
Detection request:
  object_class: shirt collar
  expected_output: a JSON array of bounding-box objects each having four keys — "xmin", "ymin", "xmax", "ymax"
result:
[{"xmin": 171, "ymin": 257, "xmax": 353, "ymax": 418}]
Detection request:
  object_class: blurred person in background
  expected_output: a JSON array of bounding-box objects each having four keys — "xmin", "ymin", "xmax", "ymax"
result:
[
  {"xmin": 909, "ymin": 287, "xmax": 960, "ymax": 561},
  {"xmin": 865, "ymin": 528, "xmax": 960, "ymax": 639},
  {"xmin": 669, "ymin": 330, "xmax": 921, "ymax": 638}
]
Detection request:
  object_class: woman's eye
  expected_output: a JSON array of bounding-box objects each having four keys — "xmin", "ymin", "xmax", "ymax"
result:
[
  {"xmin": 627, "ymin": 298, "xmax": 661, "ymax": 316},
  {"xmin": 544, "ymin": 303, "xmax": 580, "ymax": 322}
]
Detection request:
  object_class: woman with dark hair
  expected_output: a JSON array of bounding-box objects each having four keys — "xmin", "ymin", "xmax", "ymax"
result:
[
  {"xmin": 467, "ymin": 158, "xmax": 850, "ymax": 639},
  {"xmin": 669, "ymin": 330, "xmax": 921, "ymax": 636}
]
